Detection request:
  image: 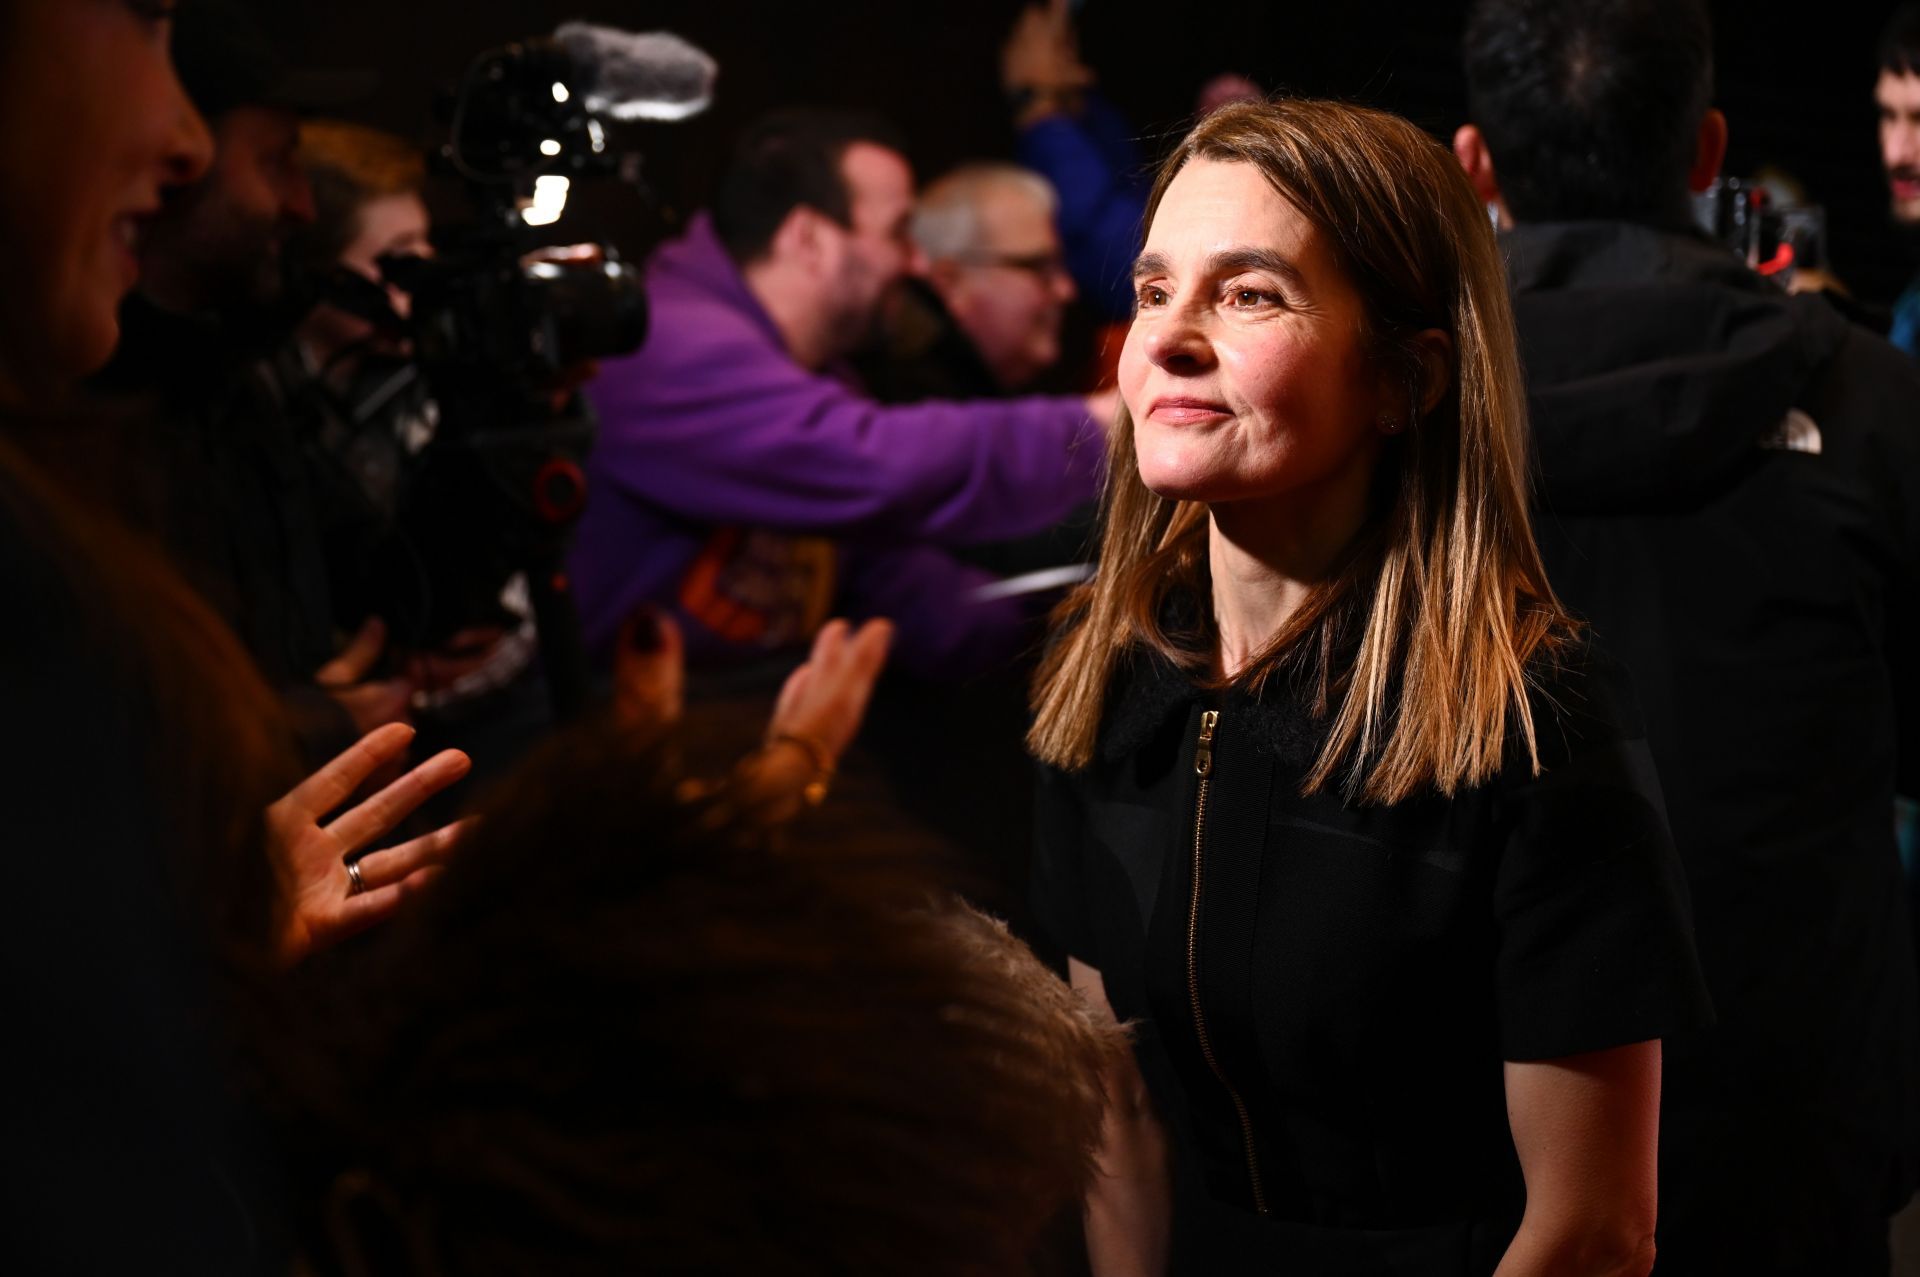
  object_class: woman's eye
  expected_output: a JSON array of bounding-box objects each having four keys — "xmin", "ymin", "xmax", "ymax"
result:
[
  {"xmin": 1135, "ymin": 285, "xmax": 1168, "ymax": 309},
  {"xmin": 1228, "ymin": 287, "xmax": 1276, "ymax": 310}
]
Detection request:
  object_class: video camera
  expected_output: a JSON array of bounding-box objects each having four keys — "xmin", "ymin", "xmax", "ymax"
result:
[
  {"xmin": 319, "ymin": 25, "xmax": 714, "ymax": 717},
  {"xmin": 1693, "ymin": 176, "xmax": 1828, "ymax": 287}
]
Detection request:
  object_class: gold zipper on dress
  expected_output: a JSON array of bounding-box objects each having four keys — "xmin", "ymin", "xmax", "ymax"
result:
[{"xmin": 1185, "ymin": 709, "xmax": 1269, "ymax": 1215}]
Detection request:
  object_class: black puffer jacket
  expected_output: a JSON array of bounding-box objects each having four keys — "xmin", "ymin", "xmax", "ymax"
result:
[{"xmin": 1510, "ymin": 220, "xmax": 1920, "ymax": 1267}]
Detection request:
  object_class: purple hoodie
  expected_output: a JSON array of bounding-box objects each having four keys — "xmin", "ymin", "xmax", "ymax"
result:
[{"xmin": 569, "ymin": 214, "xmax": 1104, "ymax": 675}]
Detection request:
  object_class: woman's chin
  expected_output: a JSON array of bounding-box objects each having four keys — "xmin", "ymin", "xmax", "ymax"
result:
[
  {"xmin": 1138, "ymin": 477, "xmax": 1228, "ymax": 505},
  {"xmin": 73, "ymin": 313, "xmax": 121, "ymax": 382},
  {"xmin": 1133, "ymin": 427, "xmax": 1235, "ymax": 495},
  {"xmin": 1135, "ymin": 454, "xmax": 1226, "ymax": 504}
]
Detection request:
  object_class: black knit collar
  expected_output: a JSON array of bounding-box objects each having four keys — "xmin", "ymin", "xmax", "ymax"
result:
[{"xmin": 1097, "ymin": 641, "xmax": 1330, "ymax": 772}]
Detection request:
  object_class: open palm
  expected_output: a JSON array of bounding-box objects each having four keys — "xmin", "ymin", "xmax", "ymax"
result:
[{"xmin": 266, "ymin": 723, "xmax": 471, "ymax": 965}]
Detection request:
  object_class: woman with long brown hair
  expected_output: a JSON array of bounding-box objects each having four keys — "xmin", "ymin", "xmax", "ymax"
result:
[{"xmin": 1030, "ymin": 98, "xmax": 1711, "ymax": 1274}]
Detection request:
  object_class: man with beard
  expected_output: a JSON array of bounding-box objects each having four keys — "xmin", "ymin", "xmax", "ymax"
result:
[
  {"xmin": 571, "ymin": 109, "xmax": 1110, "ymax": 680},
  {"xmin": 1458, "ymin": 0, "xmax": 1920, "ymax": 1269},
  {"xmin": 80, "ymin": 0, "xmax": 401, "ymax": 756},
  {"xmin": 1880, "ymin": 5, "xmax": 1920, "ymax": 358}
]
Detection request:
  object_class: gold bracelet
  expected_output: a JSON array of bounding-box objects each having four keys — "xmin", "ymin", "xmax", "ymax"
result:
[{"xmin": 765, "ymin": 733, "xmax": 834, "ymax": 807}]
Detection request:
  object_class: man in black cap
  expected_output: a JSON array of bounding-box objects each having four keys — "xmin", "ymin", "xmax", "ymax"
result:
[
  {"xmin": 143, "ymin": 0, "xmax": 370, "ymax": 322},
  {"xmin": 78, "ymin": 0, "xmax": 398, "ymax": 756}
]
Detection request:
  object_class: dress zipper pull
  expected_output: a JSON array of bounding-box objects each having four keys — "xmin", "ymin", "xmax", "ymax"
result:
[{"xmin": 1196, "ymin": 709, "xmax": 1218, "ymax": 777}]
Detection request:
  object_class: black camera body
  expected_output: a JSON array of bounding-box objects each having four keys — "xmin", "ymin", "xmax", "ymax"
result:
[
  {"xmin": 317, "ymin": 29, "xmax": 688, "ymax": 716},
  {"xmin": 409, "ymin": 33, "xmax": 654, "ymax": 384},
  {"xmin": 1693, "ymin": 177, "xmax": 1828, "ymax": 286}
]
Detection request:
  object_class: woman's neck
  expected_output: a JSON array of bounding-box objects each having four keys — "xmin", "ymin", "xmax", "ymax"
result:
[{"xmin": 1208, "ymin": 471, "xmax": 1374, "ymax": 680}]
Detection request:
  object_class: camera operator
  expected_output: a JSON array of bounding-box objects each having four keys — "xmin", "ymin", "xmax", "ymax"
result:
[
  {"xmin": 284, "ymin": 119, "xmax": 556, "ymax": 789},
  {"xmin": 281, "ymin": 121, "xmax": 439, "ymax": 665},
  {"xmin": 82, "ymin": 0, "xmax": 401, "ymax": 759},
  {"xmin": 289, "ymin": 121, "xmax": 432, "ymax": 396}
]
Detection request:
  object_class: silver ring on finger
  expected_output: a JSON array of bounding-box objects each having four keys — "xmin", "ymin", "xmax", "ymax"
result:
[{"xmin": 345, "ymin": 856, "xmax": 369, "ymax": 897}]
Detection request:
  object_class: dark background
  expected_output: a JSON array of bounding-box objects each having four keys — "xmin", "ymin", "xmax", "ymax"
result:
[{"xmin": 277, "ymin": 0, "xmax": 1913, "ymax": 304}]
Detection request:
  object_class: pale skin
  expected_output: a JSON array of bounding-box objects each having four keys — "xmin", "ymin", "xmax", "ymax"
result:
[
  {"xmin": 1001, "ymin": 0, "xmax": 1096, "ymax": 129},
  {"xmin": 314, "ymin": 615, "xmax": 415, "ymax": 740},
  {"xmin": 923, "ymin": 178, "xmax": 1078, "ymax": 392},
  {"xmin": 1069, "ymin": 959, "xmax": 1171, "ymax": 1277},
  {"xmin": 1072, "ymin": 158, "xmax": 1661, "ymax": 1276},
  {"xmin": 1877, "ymin": 70, "xmax": 1920, "ymax": 227},
  {"xmin": 266, "ymin": 722, "xmax": 471, "ymax": 966},
  {"xmin": 0, "ymin": 0, "xmax": 212, "ymax": 407},
  {"xmin": 743, "ymin": 142, "xmax": 921, "ymax": 373},
  {"xmin": 297, "ymin": 189, "xmax": 433, "ymax": 370}
]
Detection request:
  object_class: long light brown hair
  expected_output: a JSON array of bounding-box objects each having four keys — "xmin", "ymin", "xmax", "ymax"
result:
[{"xmin": 1030, "ymin": 98, "xmax": 1575, "ymax": 803}]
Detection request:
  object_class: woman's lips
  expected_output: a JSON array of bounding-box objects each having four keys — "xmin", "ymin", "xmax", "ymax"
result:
[
  {"xmin": 109, "ymin": 210, "xmax": 156, "ymax": 287},
  {"xmin": 110, "ymin": 217, "xmax": 141, "ymax": 285},
  {"xmin": 1147, "ymin": 397, "xmax": 1232, "ymax": 425}
]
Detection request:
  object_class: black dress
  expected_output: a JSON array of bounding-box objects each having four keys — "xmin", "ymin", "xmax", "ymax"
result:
[{"xmin": 1033, "ymin": 632, "xmax": 1713, "ymax": 1275}]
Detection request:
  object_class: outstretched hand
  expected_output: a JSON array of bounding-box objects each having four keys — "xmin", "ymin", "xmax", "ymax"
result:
[
  {"xmin": 266, "ymin": 722, "xmax": 471, "ymax": 966},
  {"xmin": 1003, "ymin": 0, "xmax": 1094, "ymax": 95},
  {"xmin": 728, "ymin": 618, "xmax": 892, "ymax": 822},
  {"xmin": 614, "ymin": 607, "xmax": 686, "ymax": 734},
  {"xmin": 767, "ymin": 618, "xmax": 894, "ymax": 765},
  {"xmin": 315, "ymin": 616, "xmax": 415, "ymax": 739}
]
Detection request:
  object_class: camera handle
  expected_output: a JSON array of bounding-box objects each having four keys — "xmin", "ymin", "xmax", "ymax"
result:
[
  {"xmin": 525, "ymin": 549, "xmax": 592, "ymax": 722},
  {"xmin": 520, "ymin": 452, "xmax": 594, "ymax": 721}
]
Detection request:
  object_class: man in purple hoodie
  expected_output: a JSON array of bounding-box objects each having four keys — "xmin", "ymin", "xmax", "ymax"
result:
[{"xmin": 570, "ymin": 108, "xmax": 1109, "ymax": 677}]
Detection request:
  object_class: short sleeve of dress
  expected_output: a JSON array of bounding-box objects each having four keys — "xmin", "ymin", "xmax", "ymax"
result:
[
  {"xmin": 1492, "ymin": 636, "xmax": 1715, "ymax": 1061},
  {"xmin": 1031, "ymin": 759, "xmax": 1097, "ymax": 964}
]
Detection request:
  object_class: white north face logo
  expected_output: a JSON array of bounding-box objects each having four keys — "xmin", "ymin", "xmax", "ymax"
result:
[{"xmin": 1759, "ymin": 408, "xmax": 1822, "ymax": 455}]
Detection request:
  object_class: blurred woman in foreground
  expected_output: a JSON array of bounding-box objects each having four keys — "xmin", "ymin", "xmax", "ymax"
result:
[{"xmin": 0, "ymin": 4, "xmax": 471, "ymax": 1266}]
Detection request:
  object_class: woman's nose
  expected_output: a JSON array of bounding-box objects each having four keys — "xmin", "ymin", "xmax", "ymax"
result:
[
  {"xmin": 160, "ymin": 64, "xmax": 214, "ymax": 187},
  {"xmin": 1141, "ymin": 302, "xmax": 1213, "ymax": 371}
]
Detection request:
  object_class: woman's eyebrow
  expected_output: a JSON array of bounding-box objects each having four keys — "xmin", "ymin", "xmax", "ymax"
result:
[
  {"xmin": 1208, "ymin": 247, "xmax": 1307, "ymax": 291},
  {"xmin": 1131, "ymin": 251, "xmax": 1170, "ymax": 280},
  {"xmin": 1129, "ymin": 247, "xmax": 1307, "ymax": 291}
]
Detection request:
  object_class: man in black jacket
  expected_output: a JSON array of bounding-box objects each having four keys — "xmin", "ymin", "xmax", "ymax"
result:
[
  {"xmin": 1457, "ymin": 1, "xmax": 1920, "ymax": 1271},
  {"xmin": 84, "ymin": 0, "xmax": 397, "ymax": 759}
]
